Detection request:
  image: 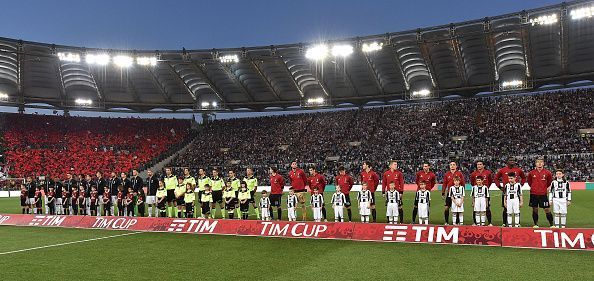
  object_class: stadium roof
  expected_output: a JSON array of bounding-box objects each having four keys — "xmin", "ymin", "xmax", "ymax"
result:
[{"xmin": 1, "ymin": 1, "xmax": 594, "ymax": 113}]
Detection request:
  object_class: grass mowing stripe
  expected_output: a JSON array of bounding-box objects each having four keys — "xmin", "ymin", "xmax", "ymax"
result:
[{"xmin": 0, "ymin": 231, "xmax": 140, "ymax": 256}]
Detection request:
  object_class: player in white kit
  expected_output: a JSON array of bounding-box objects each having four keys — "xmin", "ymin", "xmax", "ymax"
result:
[
  {"xmin": 449, "ymin": 177, "xmax": 465, "ymax": 225},
  {"xmin": 415, "ymin": 182, "xmax": 431, "ymax": 225},
  {"xmin": 287, "ymin": 188, "xmax": 298, "ymax": 221},
  {"xmin": 260, "ymin": 190, "xmax": 271, "ymax": 221},
  {"xmin": 330, "ymin": 186, "xmax": 346, "ymax": 222},
  {"xmin": 504, "ymin": 173, "xmax": 523, "ymax": 227},
  {"xmin": 385, "ymin": 183, "xmax": 401, "ymax": 224},
  {"xmin": 357, "ymin": 183, "xmax": 373, "ymax": 223},
  {"xmin": 471, "ymin": 176, "xmax": 490, "ymax": 226},
  {"xmin": 549, "ymin": 169, "xmax": 571, "ymax": 228},
  {"xmin": 310, "ymin": 188, "xmax": 324, "ymax": 222}
]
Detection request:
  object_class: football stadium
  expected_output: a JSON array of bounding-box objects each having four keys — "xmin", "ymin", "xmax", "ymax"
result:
[{"xmin": 0, "ymin": 0, "xmax": 593, "ymax": 280}]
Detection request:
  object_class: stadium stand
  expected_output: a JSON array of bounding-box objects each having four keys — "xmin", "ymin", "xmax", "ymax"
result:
[
  {"xmin": 1, "ymin": 114, "xmax": 192, "ymax": 178},
  {"xmin": 171, "ymin": 88, "xmax": 594, "ymax": 184}
]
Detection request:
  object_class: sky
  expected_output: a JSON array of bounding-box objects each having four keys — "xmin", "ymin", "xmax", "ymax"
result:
[{"xmin": 0, "ymin": 0, "xmax": 564, "ymax": 119}]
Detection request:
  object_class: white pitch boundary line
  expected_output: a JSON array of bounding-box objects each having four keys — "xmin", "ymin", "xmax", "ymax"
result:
[{"xmin": 0, "ymin": 231, "xmax": 141, "ymax": 256}]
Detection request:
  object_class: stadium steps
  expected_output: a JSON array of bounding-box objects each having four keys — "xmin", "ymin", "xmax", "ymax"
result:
[{"xmin": 138, "ymin": 132, "xmax": 199, "ymax": 178}]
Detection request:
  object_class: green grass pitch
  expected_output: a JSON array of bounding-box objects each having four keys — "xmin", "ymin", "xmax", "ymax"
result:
[{"xmin": 0, "ymin": 190, "xmax": 592, "ymax": 280}]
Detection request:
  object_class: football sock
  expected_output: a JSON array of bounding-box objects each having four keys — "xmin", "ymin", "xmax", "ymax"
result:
[
  {"xmin": 514, "ymin": 214, "xmax": 520, "ymax": 227},
  {"xmin": 269, "ymin": 207, "xmax": 274, "ymax": 220},
  {"xmin": 532, "ymin": 211, "xmax": 539, "ymax": 225},
  {"xmin": 502, "ymin": 209, "xmax": 507, "ymax": 226},
  {"xmin": 546, "ymin": 212, "xmax": 554, "ymax": 226},
  {"xmin": 277, "ymin": 209, "xmax": 282, "ymax": 220},
  {"xmin": 458, "ymin": 214, "xmax": 463, "ymax": 225},
  {"xmin": 486, "ymin": 209, "xmax": 492, "ymax": 224},
  {"xmin": 371, "ymin": 209, "xmax": 377, "ymax": 222},
  {"xmin": 560, "ymin": 215, "xmax": 566, "ymax": 228},
  {"xmin": 399, "ymin": 208, "xmax": 404, "ymax": 223},
  {"xmin": 444, "ymin": 210, "xmax": 449, "ymax": 224},
  {"xmin": 475, "ymin": 214, "xmax": 480, "ymax": 225},
  {"xmin": 347, "ymin": 209, "xmax": 352, "ymax": 221},
  {"xmin": 412, "ymin": 207, "xmax": 418, "ymax": 223},
  {"xmin": 321, "ymin": 207, "xmax": 327, "ymax": 220}
]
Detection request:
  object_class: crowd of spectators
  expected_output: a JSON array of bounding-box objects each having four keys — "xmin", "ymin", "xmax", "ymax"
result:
[
  {"xmin": 2, "ymin": 114, "xmax": 192, "ymax": 178},
  {"xmin": 172, "ymin": 88, "xmax": 594, "ymax": 184}
]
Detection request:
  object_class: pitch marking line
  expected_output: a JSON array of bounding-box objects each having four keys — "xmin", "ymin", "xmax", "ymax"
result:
[{"xmin": 0, "ymin": 231, "xmax": 141, "ymax": 255}]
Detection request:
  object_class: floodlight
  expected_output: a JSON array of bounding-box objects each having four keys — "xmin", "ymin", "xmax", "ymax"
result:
[
  {"xmin": 570, "ymin": 6, "xmax": 594, "ymax": 20},
  {"xmin": 57, "ymin": 52, "xmax": 81, "ymax": 63},
  {"xmin": 307, "ymin": 97, "xmax": 325, "ymax": 104},
  {"xmin": 201, "ymin": 102, "xmax": 210, "ymax": 107},
  {"xmin": 305, "ymin": 45, "xmax": 329, "ymax": 61},
  {"xmin": 219, "ymin": 55, "xmax": 239, "ymax": 63},
  {"xmin": 113, "ymin": 55, "xmax": 133, "ymax": 68},
  {"xmin": 75, "ymin": 98, "xmax": 93, "ymax": 105},
  {"xmin": 362, "ymin": 42, "xmax": 384, "ymax": 53},
  {"xmin": 529, "ymin": 14, "xmax": 558, "ymax": 26},
  {"xmin": 0, "ymin": 93, "xmax": 8, "ymax": 99},
  {"xmin": 137, "ymin": 56, "xmax": 157, "ymax": 66},
  {"xmin": 412, "ymin": 89, "xmax": 431, "ymax": 96},
  {"xmin": 212, "ymin": 101, "xmax": 218, "ymax": 107},
  {"xmin": 501, "ymin": 80, "xmax": 523, "ymax": 88},
  {"xmin": 331, "ymin": 44, "xmax": 353, "ymax": 57},
  {"xmin": 86, "ymin": 54, "xmax": 110, "ymax": 65}
]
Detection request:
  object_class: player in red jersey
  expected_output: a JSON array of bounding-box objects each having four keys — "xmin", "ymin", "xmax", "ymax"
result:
[
  {"xmin": 494, "ymin": 157, "xmax": 526, "ymax": 226},
  {"xmin": 335, "ymin": 166, "xmax": 354, "ymax": 222},
  {"xmin": 20, "ymin": 184, "xmax": 28, "ymax": 214},
  {"xmin": 307, "ymin": 166, "xmax": 327, "ymax": 221},
  {"xmin": 89, "ymin": 186, "xmax": 98, "ymax": 216},
  {"xmin": 382, "ymin": 161, "xmax": 405, "ymax": 223},
  {"xmin": 527, "ymin": 157, "xmax": 554, "ymax": 227},
  {"xmin": 442, "ymin": 162, "xmax": 465, "ymax": 225},
  {"xmin": 413, "ymin": 162, "xmax": 436, "ymax": 223},
  {"xmin": 269, "ymin": 167, "xmax": 285, "ymax": 221},
  {"xmin": 288, "ymin": 162, "xmax": 308, "ymax": 220},
  {"xmin": 470, "ymin": 161, "xmax": 494, "ymax": 226},
  {"xmin": 360, "ymin": 161, "xmax": 380, "ymax": 222}
]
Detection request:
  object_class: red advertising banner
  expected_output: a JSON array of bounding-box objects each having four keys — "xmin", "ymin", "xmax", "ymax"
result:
[
  {"xmin": 502, "ymin": 227, "xmax": 594, "ymax": 251},
  {"xmin": 2, "ymin": 213, "xmax": 594, "ymax": 251},
  {"xmin": 352, "ymin": 223, "xmax": 501, "ymax": 246}
]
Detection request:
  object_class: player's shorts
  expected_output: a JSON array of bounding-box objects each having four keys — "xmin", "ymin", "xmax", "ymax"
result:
[
  {"xmin": 157, "ymin": 199, "xmax": 166, "ymax": 210},
  {"xmin": 343, "ymin": 194, "xmax": 352, "ymax": 207},
  {"xmin": 176, "ymin": 197, "xmax": 185, "ymax": 206},
  {"xmin": 552, "ymin": 198, "xmax": 568, "ymax": 214},
  {"xmin": 529, "ymin": 194, "xmax": 550, "ymax": 208},
  {"xmin": 20, "ymin": 197, "xmax": 27, "ymax": 206},
  {"xmin": 506, "ymin": 198, "xmax": 520, "ymax": 214},
  {"xmin": 240, "ymin": 202, "xmax": 249, "ymax": 213},
  {"xmin": 386, "ymin": 202, "xmax": 399, "ymax": 217},
  {"xmin": 474, "ymin": 197, "xmax": 487, "ymax": 212},
  {"xmin": 418, "ymin": 202, "xmax": 429, "ymax": 218},
  {"xmin": 27, "ymin": 197, "xmax": 35, "ymax": 205},
  {"xmin": 146, "ymin": 196, "xmax": 156, "ymax": 205},
  {"xmin": 359, "ymin": 201, "xmax": 370, "ymax": 216},
  {"xmin": 451, "ymin": 198, "xmax": 464, "ymax": 213},
  {"xmin": 249, "ymin": 190, "xmax": 256, "ymax": 203},
  {"xmin": 201, "ymin": 202, "xmax": 211, "ymax": 214},
  {"xmin": 270, "ymin": 194, "xmax": 282, "ymax": 207},
  {"xmin": 90, "ymin": 204, "xmax": 97, "ymax": 212},
  {"xmin": 212, "ymin": 190, "xmax": 223, "ymax": 204},
  {"xmin": 225, "ymin": 199, "xmax": 237, "ymax": 210},
  {"xmin": 293, "ymin": 189, "xmax": 306, "ymax": 193},
  {"xmin": 185, "ymin": 203, "xmax": 194, "ymax": 213},
  {"xmin": 445, "ymin": 196, "xmax": 452, "ymax": 207},
  {"xmin": 166, "ymin": 190, "xmax": 175, "ymax": 202}
]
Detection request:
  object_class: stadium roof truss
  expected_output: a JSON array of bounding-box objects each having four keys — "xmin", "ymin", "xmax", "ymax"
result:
[{"xmin": 0, "ymin": 1, "xmax": 594, "ymax": 113}]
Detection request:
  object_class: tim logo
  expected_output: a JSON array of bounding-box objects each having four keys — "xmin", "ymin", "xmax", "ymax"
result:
[
  {"xmin": 260, "ymin": 222, "xmax": 328, "ymax": 237},
  {"xmin": 0, "ymin": 215, "xmax": 10, "ymax": 224},
  {"xmin": 535, "ymin": 229, "xmax": 594, "ymax": 249},
  {"xmin": 92, "ymin": 217, "xmax": 137, "ymax": 229},
  {"xmin": 167, "ymin": 219, "xmax": 218, "ymax": 233},
  {"xmin": 382, "ymin": 225, "xmax": 459, "ymax": 243},
  {"xmin": 28, "ymin": 215, "xmax": 65, "ymax": 227}
]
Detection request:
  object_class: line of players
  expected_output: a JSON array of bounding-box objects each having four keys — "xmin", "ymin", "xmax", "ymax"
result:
[{"xmin": 17, "ymin": 157, "xmax": 573, "ymax": 228}]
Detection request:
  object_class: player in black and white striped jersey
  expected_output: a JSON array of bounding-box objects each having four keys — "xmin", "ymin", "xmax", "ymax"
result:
[
  {"xmin": 385, "ymin": 183, "xmax": 401, "ymax": 224},
  {"xmin": 330, "ymin": 186, "xmax": 347, "ymax": 222},
  {"xmin": 415, "ymin": 181, "xmax": 431, "ymax": 225},
  {"xmin": 471, "ymin": 176, "xmax": 490, "ymax": 226},
  {"xmin": 504, "ymin": 173, "xmax": 523, "ymax": 227},
  {"xmin": 310, "ymin": 188, "xmax": 324, "ymax": 222},
  {"xmin": 287, "ymin": 188, "xmax": 299, "ymax": 221},
  {"xmin": 260, "ymin": 190, "xmax": 272, "ymax": 221},
  {"xmin": 449, "ymin": 177, "xmax": 465, "ymax": 225},
  {"xmin": 549, "ymin": 169, "xmax": 572, "ymax": 228},
  {"xmin": 357, "ymin": 183, "xmax": 373, "ymax": 223}
]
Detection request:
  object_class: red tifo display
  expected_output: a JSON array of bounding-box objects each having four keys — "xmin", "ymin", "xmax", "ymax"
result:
[{"xmin": 1, "ymin": 214, "xmax": 593, "ymax": 251}]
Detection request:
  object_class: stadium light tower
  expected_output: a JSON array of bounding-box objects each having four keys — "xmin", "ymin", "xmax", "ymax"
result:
[
  {"xmin": 305, "ymin": 44, "xmax": 329, "ymax": 61},
  {"xmin": 86, "ymin": 54, "xmax": 110, "ymax": 66},
  {"xmin": 113, "ymin": 55, "xmax": 134, "ymax": 68},
  {"xmin": 331, "ymin": 44, "xmax": 353, "ymax": 57},
  {"xmin": 570, "ymin": 6, "xmax": 594, "ymax": 20}
]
